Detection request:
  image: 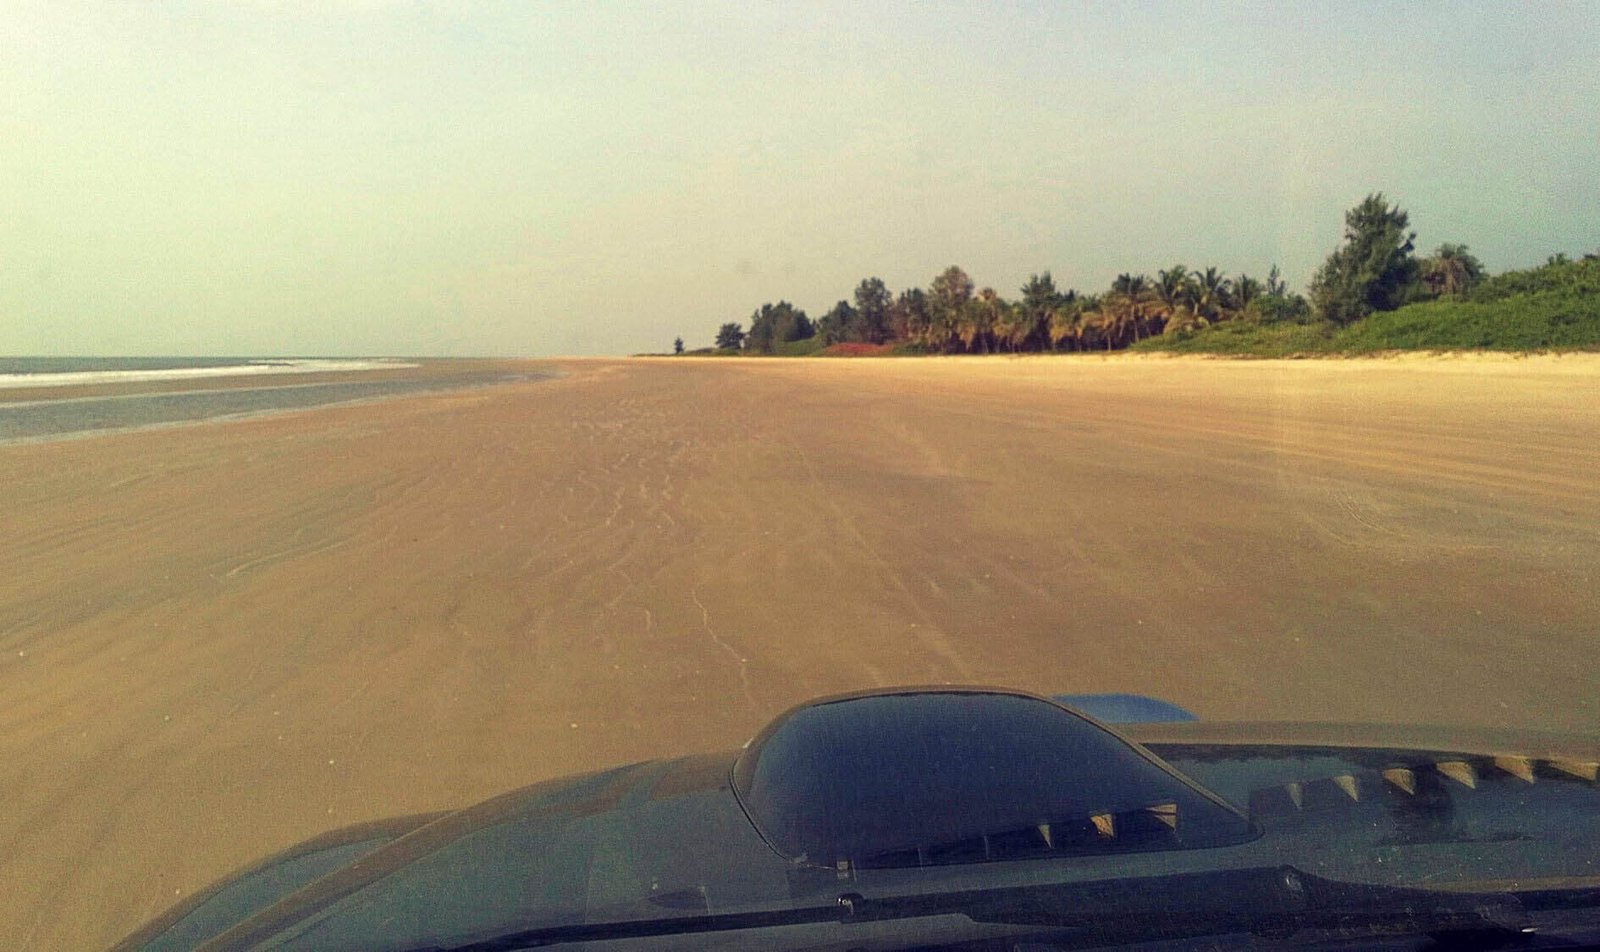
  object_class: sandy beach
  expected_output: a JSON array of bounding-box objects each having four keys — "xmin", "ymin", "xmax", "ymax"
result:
[{"xmin": 4, "ymin": 354, "xmax": 1599, "ymax": 949}]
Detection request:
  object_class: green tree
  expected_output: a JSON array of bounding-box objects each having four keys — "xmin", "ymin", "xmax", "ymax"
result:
[
  {"xmin": 994, "ymin": 300, "xmax": 1033, "ymax": 351},
  {"xmin": 714, "ymin": 322, "xmax": 745, "ymax": 350},
  {"xmin": 1192, "ymin": 266, "xmax": 1233, "ymax": 323},
  {"xmin": 1420, "ymin": 243, "xmax": 1484, "ymax": 298},
  {"xmin": 1079, "ymin": 302, "xmax": 1114, "ymax": 350},
  {"xmin": 1265, "ymin": 264, "xmax": 1287, "ymax": 298},
  {"xmin": 744, "ymin": 301, "xmax": 814, "ymax": 353},
  {"xmin": 959, "ymin": 287, "xmax": 1007, "ymax": 353},
  {"xmin": 817, "ymin": 300, "xmax": 859, "ymax": 345},
  {"xmin": 927, "ymin": 266, "xmax": 975, "ymax": 351},
  {"xmin": 1018, "ymin": 272, "xmax": 1064, "ymax": 349},
  {"xmin": 1102, "ymin": 273, "xmax": 1156, "ymax": 345},
  {"xmin": 1048, "ymin": 296, "xmax": 1092, "ymax": 350},
  {"xmin": 852, "ymin": 277, "xmax": 893, "ymax": 343},
  {"xmin": 1021, "ymin": 272, "xmax": 1062, "ymax": 312},
  {"xmin": 1245, "ymin": 264, "xmax": 1311, "ymax": 323},
  {"xmin": 1310, "ymin": 193, "xmax": 1419, "ymax": 324},
  {"xmin": 1152, "ymin": 265, "xmax": 1194, "ymax": 334},
  {"xmin": 890, "ymin": 288, "xmax": 929, "ymax": 342},
  {"xmin": 1234, "ymin": 274, "xmax": 1263, "ymax": 310}
]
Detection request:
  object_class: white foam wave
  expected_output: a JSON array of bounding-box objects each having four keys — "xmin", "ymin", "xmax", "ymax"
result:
[{"xmin": 0, "ymin": 359, "xmax": 420, "ymax": 390}]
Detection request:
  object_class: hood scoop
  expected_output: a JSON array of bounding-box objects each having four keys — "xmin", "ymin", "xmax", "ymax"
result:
[{"xmin": 731, "ymin": 687, "xmax": 1256, "ymax": 870}]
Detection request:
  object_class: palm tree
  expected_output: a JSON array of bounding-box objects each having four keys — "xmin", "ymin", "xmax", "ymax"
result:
[
  {"xmin": 1019, "ymin": 273, "xmax": 1063, "ymax": 350},
  {"xmin": 924, "ymin": 305, "xmax": 960, "ymax": 352},
  {"xmin": 994, "ymin": 300, "xmax": 1032, "ymax": 352},
  {"xmin": 1049, "ymin": 296, "xmax": 1095, "ymax": 351},
  {"xmin": 1101, "ymin": 274, "xmax": 1155, "ymax": 347},
  {"xmin": 1078, "ymin": 305, "xmax": 1114, "ymax": 351},
  {"xmin": 1265, "ymin": 265, "xmax": 1288, "ymax": 298},
  {"xmin": 1192, "ymin": 267, "xmax": 1233, "ymax": 323},
  {"xmin": 1152, "ymin": 266, "xmax": 1193, "ymax": 335},
  {"xmin": 1233, "ymin": 274, "xmax": 1264, "ymax": 320},
  {"xmin": 892, "ymin": 288, "xmax": 930, "ymax": 344},
  {"xmin": 1420, "ymin": 244, "xmax": 1484, "ymax": 298},
  {"xmin": 1234, "ymin": 274, "xmax": 1263, "ymax": 309},
  {"xmin": 958, "ymin": 287, "xmax": 1006, "ymax": 353}
]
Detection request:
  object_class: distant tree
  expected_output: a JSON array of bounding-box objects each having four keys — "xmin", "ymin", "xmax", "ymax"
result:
[
  {"xmin": 817, "ymin": 300, "xmax": 859, "ymax": 345},
  {"xmin": 1419, "ymin": 243, "xmax": 1484, "ymax": 298},
  {"xmin": 715, "ymin": 322, "xmax": 746, "ymax": 350},
  {"xmin": 931, "ymin": 266, "xmax": 975, "ymax": 311},
  {"xmin": 1152, "ymin": 265, "xmax": 1194, "ymax": 333},
  {"xmin": 1048, "ymin": 295, "xmax": 1090, "ymax": 350},
  {"xmin": 927, "ymin": 266, "xmax": 975, "ymax": 351},
  {"xmin": 1265, "ymin": 264, "xmax": 1288, "ymax": 298},
  {"xmin": 1310, "ymin": 193, "xmax": 1419, "ymax": 324},
  {"xmin": 744, "ymin": 301, "xmax": 814, "ymax": 353},
  {"xmin": 994, "ymin": 300, "xmax": 1033, "ymax": 352},
  {"xmin": 1243, "ymin": 264, "xmax": 1311, "ymax": 323},
  {"xmin": 890, "ymin": 287, "xmax": 930, "ymax": 342},
  {"xmin": 1019, "ymin": 272, "xmax": 1059, "ymax": 308},
  {"xmin": 1192, "ymin": 266, "xmax": 1234, "ymax": 324},
  {"xmin": 1234, "ymin": 274, "xmax": 1263, "ymax": 310},
  {"xmin": 957, "ymin": 287, "xmax": 1008, "ymax": 353},
  {"xmin": 1249, "ymin": 292, "xmax": 1312, "ymax": 325},
  {"xmin": 673, "ymin": 337, "xmax": 684, "ymax": 355},
  {"xmin": 1094, "ymin": 273, "xmax": 1157, "ymax": 346},
  {"xmin": 852, "ymin": 278, "xmax": 893, "ymax": 343},
  {"xmin": 1079, "ymin": 303, "xmax": 1114, "ymax": 351},
  {"xmin": 1047, "ymin": 306, "xmax": 1079, "ymax": 350},
  {"xmin": 1018, "ymin": 272, "xmax": 1064, "ymax": 349}
]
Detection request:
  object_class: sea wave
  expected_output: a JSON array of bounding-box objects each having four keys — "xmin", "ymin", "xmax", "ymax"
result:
[{"xmin": 0, "ymin": 358, "xmax": 418, "ymax": 390}]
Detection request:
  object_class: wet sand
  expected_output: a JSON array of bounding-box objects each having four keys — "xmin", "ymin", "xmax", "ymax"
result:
[{"xmin": 3, "ymin": 354, "xmax": 1599, "ymax": 949}]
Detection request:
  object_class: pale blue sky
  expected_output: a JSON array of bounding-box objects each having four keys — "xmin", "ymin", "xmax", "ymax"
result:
[{"xmin": 4, "ymin": 2, "xmax": 1597, "ymax": 356}]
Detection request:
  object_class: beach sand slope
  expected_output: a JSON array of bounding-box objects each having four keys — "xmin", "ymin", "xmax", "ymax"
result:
[{"xmin": 2, "ymin": 354, "xmax": 1598, "ymax": 949}]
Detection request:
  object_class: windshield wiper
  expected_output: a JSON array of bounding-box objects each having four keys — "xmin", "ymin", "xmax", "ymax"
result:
[{"xmin": 413, "ymin": 865, "xmax": 1550, "ymax": 951}]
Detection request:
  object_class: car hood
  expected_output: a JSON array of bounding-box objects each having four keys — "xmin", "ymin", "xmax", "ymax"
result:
[{"xmin": 112, "ymin": 721, "xmax": 1600, "ymax": 952}]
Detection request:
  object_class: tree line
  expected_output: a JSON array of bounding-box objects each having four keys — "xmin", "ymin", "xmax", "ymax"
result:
[{"xmin": 700, "ymin": 194, "xmax": 1491, "ymax": 355}]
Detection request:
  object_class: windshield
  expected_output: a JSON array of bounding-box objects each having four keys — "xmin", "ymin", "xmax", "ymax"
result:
[{"xmin": 3, "ymin": 5, "xmax": 1598, "ymax": 951}]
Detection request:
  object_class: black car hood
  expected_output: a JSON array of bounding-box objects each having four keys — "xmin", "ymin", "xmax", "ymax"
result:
[{"xmin": 112, "ymin": 718, "xmax": 1600, "ymax": 952}]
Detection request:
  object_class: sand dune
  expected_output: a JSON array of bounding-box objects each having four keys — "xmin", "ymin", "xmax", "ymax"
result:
[{"xmin": 3, "ymin": 354, "xmax": 1599, "ymax": 949}]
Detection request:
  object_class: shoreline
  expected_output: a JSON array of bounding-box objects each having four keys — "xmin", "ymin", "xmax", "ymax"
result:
[
  {"xmin": 647, "ymin": 349, "xmax": 1600, "ymax": 375},
  {"xmin": 0, "ymin": 359, "xmax": 557, "ymax": 446},
  {"xmin": 0, "ymin": 357, "xmax": 534, "ymax": 404},
  {"xmin": 7, "ymin": 349, "xmax": 1594, "ymax": 448},
  {"xmin": 0, "ymin": 358, "xmax": 419, "ymax": 391}
]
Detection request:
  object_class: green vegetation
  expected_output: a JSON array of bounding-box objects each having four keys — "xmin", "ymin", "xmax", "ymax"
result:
[
  {"xmin": 772, "ymin": 336, "xmax": 828, "ymax": 357},
  {"xmin": 1142, "ymin": 256, "xmax": 1600, "ymax": 355},
  {"xmin": 1308, "ymin": 194, "xmax": 1419, "ymax": 325},
  {"xmin": 744, "ymin": 301, "xmax": 813, "ymax": 353},
  {"xmin": 1133, "ymin": 322, "xmax": 1339, "ymax": 357},
  {"xmin": 1470, "ymin": 253, "xmax": 1600, "ymax": 302},
  {"xmin": 693, "ymin": 195, "xmax": 1599, "ymax": 357},
  {"xmin": 1338, "ymin": 273, "xmax": 1600, "ymax": 352}
]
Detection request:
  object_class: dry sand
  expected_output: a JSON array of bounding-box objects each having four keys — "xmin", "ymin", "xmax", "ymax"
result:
[{"xmin": 3, "ymin": 354, "xmax": 1599, "ymax": 949}]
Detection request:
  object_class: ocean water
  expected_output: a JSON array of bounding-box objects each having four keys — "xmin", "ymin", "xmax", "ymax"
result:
[
  {"xmin": 0, "ymin": 356, "xmax": 415, "ymax": 389},
  {"xmin": 0, "ymin": 357, "xmax": 541, "ymax": 444},
  {"xmin": 0, "ymin": 356, "xmax": 261, "ymax": 375}
]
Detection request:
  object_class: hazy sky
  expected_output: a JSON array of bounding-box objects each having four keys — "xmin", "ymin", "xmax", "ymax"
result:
[{"xmin": 4, "ymin": 2, "xmax": 1597, "ymax": 356}]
